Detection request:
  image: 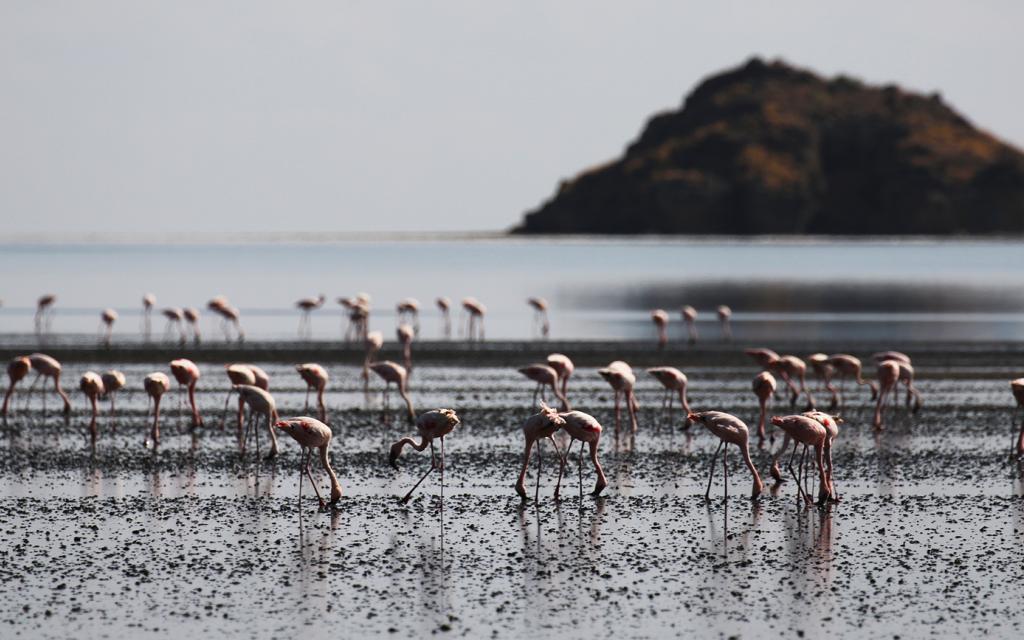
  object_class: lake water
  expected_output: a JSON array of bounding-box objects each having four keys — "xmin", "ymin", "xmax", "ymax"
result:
[{"xmin": 2, "ymin": 235, "xmax": 1024, "ymax": 342}]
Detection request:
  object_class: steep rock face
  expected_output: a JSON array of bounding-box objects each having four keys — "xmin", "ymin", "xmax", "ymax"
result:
[{"xmin": 514, "ymin": 58, "xmax": 1024, "ymax": 234}]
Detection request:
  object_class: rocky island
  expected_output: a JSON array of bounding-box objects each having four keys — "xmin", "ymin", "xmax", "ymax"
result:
[{"xmin": 514, "ymin": 58, "xmax": 1024, "ymax": 235}]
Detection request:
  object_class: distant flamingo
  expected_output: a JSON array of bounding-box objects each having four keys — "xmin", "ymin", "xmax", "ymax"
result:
[
  {"xmin": 183, "ymin": 308, "xmax": 201, "ymax": 344},
  {"xmin": 745, "ymin": 348, "xmax": 780, "ymax": 369},
  {"xmin": 389, "ymin": 408, "xmax": 460, "ymax": 503},
  {"xmin": 26, "ymin": 353, "xmax": 71, "ymax": 416},
  {"xmin": 101, "ymin": 370, "xmax": 126, "ymax": 430},
  {"xmin": 2, "ymin": 356, "xmax": 31, "ymax": 419},
  {"xmin": 873, "ymin": 360, "xmax": 901, "ymax": 429},
  {"xmin": 871, "ymin": 351, "xmax": 911, "ymax": 365},
  {"xmin": 553, "ymin": 410, "xmax": 608, "ymax": 498},
  {"xmin": 769, "ymin": 414, "xmax": 833, "ymax": 504},
  {"xmin": 826, "ymin": 354, "xmax": 878, "ymax": 407},
  {"xmin": 369, "ymin": 361, "xmax": 415, "ymax": 424},
  {"xmin": 363, "ymin": 331, "xmax": 383, "ymax": 384},
  {"xmin": 515, "ymin": 403, "xmax": 566, "ymax": 501},
  {"xmin": 338, "ymin": 296, "xmax": 370, "ymax": 342},
  {"xmin": 802, "ymin": 410, "xmax": 842, "ymax": 502},
  {"xmin": 546, "ymin": 353, "xmax": 574, "ymax": 410},
  {"xmin": 807, "ymin": 353, "xmax": 831, "ymax": 392},
  {"xmin": 221, "ymin": 364, "xmax": 257, "ymax": 433},
  {"xmin": 397, "ymin": 324, "xmax": 414, "ymax": 372},
  {"xmin": 769, "ymin": 355, "xmax": 816, "ymax": 409},
  {"xmin": 143, "ymin": 372, "xmax": 171, "ymax": 446},
  {"xmin": 752, "ymin": 371, "xmax": 776, "ymax": 442},
  {"xmin": 717, "ymin": 305, "xmax": 733, "ymax": 341},
  {"xmin": 169, "ymin": 358, "xmax": 203, "ymax": 428},
  {"xmin": 234, "ymin": 384, "xmax": 280, "ymax": 458},
  {"xmin": 35, "ymin": 294, "xmax": 56, "ymax": 336},
  {"xmin": 99, "ymin": 309, "xmax": 117, "ymax": 346},
  {"xmin": 461, "ymin": 297, "xmax": 486, "ymax": 342},
  {"xmin": 528, "ymin": 297, "xmax": 550, "ymax": 339},
  {"xmin": 651, "ymin": 309, "xmax": 669, "ymax": 348},
  {"xmin": 142, "ymin": 293, "xmax": 156, "ymax": 341},
  {"xmin": 518, "ymin": 364, "xmax": 568, "ymax": 411},
  {"xmin": 597, "ymin": 361, "xmax": 639, "ymax": 433},
  {"xmin": 680, "ymin": 305, "xmax": 698, "ymax": 344},
  {"xmin": 208, "ymin": 299, "xmax": 244, "ymax": 342},
  {"xmin": 1011, "ymin": 378, "xmax": 1024, "ymax": 458},
  {"xmin": 895, "ymin": 361, "xmax": 923, "ymax": 412},
  {"xmin": 80, "ymin": 372, "xmax": 105, "ymax": 443},
  {"xmin": 246, "ymin": 364, "xmax": 269, "ymax": 390},
  {"xmin": 296, "ymin": 294, "xmax": 326, "ymax": 339},
  {"xmin": 396, "ymin": 298, "xmax": 421, "ymax": 337},
  {"xmin": 646, "ymin": 367, "xmax": 691, "ymax": 428},
  {"xmin": 296, "ymin": 363, "xmax": 329, "ymax": 423},
  {"xmin": 276, "ymin": 417, "xmax": 343, "ymax": 509},
  {"xmin": 162, "ymin": 308, "xmax": 186, "ymax": 345},
  {"xmin": 687, "ymin": 411, "xmax": 763, "ymax": 500},
  {"xmin": 436, "ymin": 297, "xmax": 452, "ymax": 338}
]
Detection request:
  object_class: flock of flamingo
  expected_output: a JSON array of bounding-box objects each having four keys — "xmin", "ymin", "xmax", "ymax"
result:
[{"xmin": 6, "ymin": 293, "xmax": 1024, "ymax": 516}]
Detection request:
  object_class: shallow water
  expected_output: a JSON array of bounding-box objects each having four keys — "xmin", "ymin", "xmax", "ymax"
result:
[{"xmin": 2, "ymin": 345, "xmax": 1024, "ymax": 638}]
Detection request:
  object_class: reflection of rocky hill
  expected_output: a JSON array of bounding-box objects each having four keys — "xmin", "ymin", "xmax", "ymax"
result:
[{"xmin": 515, "ymin": 58, "xmax": 1024, "ymax": 235}]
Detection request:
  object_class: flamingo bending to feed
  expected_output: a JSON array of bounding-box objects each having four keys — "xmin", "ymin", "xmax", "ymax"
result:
[
  {"xmin": 461, "ymin": 298, "xmax": 486, "ymax": 341},
  {"xmin": 807, "ymin": 353, "xmax": 831, "ymax": 392},
  {"xmin": 169, "ymin": 358, "xmax": 203, "ymax": 428},
  {"xmin": 234, "ymin": 384, "xmax": 279, "ymax": 458},
  {"xmin": 1011, "ymin": 378, "xmax": 1024, "ymax": 458},
  {"xmin": 296, "ymin": 363, "xmax": 329, "ymax": 423},
  {"xmin": 745, "ymin": 348, "xmax": 781, "ymax": 369},
  {"xmin": 79, "ymin": 372, "xmax": 105, "ymax": 442},
  {"xmin": 100, "ymin": 370, "xmax": 126, "ymax": 429},
  {"xmin": 396, "ymin": 298, "xmax": 421, "ymax": 336},
  {"xmin": 369, "ymin": 361, "xmax": 415, "ymax": 424},
  {"xmin": 2, "ymin": 356, "xmax": 31, "ymax": 419},
  {"xmin": 680, "ymin": 305, "xmax": 698, "ymax": 344},
  {"xmin": 296, "ymin": 294, "xmax": 326, "ymax": 338},
  {"xmin": 896, "ymin": 361, "xmax": 923, "ymax": 412},
  {"xmin": 515, "ymin": 403, "xmax": 566, "ymax": 501},
  {"xmin": 873, "ymin": 360, "xmax": 901, "ymax": 430},
  {"xmin": 143, "ymin": 372, "xmax": 171, "ymax": 446},
  {"xmin": 553, "ymin": 410, "xmax": 608, "ymax": 498},
  {"xmin": 35, "ymin": 294, "xmax": 56, "ymax": 336},
  {"xmin": 546, "ymin": 353, "xmax": 574, "ymax": 410},
  {"xmin": 651, "ymin": 309, "xmax": 668, "ymax": 348},
  {"xmin": 183, "ymin": 308, "xmax": 201, "ymax": 344},
  {"xmin": 26, "ymin": 353, "xmax": 72, "ymax": 416},
  {"xmin": 518, "ymin": 363, "xmax": 568, "ymax": 410},
  {"xmin": 826, "ymin": 354, "xmax": 878, "ymax": 406},
  {"xmin": 646, "ymin": 367, "xmax": 691, "ymax": 428},
  {"xmin": 802, "ymin": 410, "xmax": 842, "ymax": 502},
  {"xmin": 397, "ymin": 324, "xmax": 414, "ymax": 372},
  {"xmin": 717, "ymin": 305, "xmax": 732, "ymax": 341},
  {"xmin": 221, "ymin": 364, "xmax": 257, "ymax": 433},
  {"xmin": 688, "ymin": 411, "xmax": 763, "ymax": 501},
  {"xmin": 598, "ymin": 361, "xmax": 639, "ymax": 433},
  {"xmin": 276, "ymin": 417, "xmax": 343, "ymax": 510},
  {"xmin": 100, "ymin": 309, "xmax": 117, "ymax": 346},
  {"xmin": 142, "ymin": 293, "xmax": 156, "ymax": 341},
  {"xmin": 872, "ymin": 351, "xmax": 911, "ymax": 365},
  {"xmin": 363, "ymin": 331, "xmax": 383, "ymax": 383},
  {"xmin": 389, "ymin": 408, "xmax": 460, "ymax": 503},
  {"xmin": 436, "ymin": 297, "xmax": 452, "ymax": 338},
  {"xmin": 769, "ymin": 415, "xmax": 834, "ymax": 504},
  {"xmin": 528, "ymin": 297, "xmax": 550, "ymax": 339},
  {"xmin": 752, "ymin": 371, "xmax": 776, "ymax": 442},
  {"xmin": 162, "ymin": 308, "xmax": 187, "ymax": 344}
]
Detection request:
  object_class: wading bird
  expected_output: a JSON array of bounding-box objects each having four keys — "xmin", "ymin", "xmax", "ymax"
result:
[
  {"xmin": 221, "ymin": 364, "xmax": 257, "ymax": 433},
  {"xmin": 826, "ymin": 354, "xmax": 878, "ymax": 406},
  {"xmin": 296, "ymin": 363, "xmax": 329, "ymax": 423},
  {"xmin": 100, "ymin": 309, "xmax": 117, "ymax": 346},
  {"xmin": 546, "ymin": 353, "xmax": 574, "ymax": 410},
  {"xmin": 752, "ymin": 371, "xmax": 776, "ymax": 443},
  {"xmin": 363, "ymin": 331, "xmax": 383, "ymax": 384},
  {"xmin": 688, "ymin": 411, "xmax": 763, "ymax": 501},
  {"xmin": 143, "ymin": 372, "xmax": 171, "ymax": 446},
  {"xmin": 461, "ymin": 297, "xmax": 486, "ymax": 341},
  {"xmin": 183, "ymin": 308, "xmax": 201, "ymax": 344},
  {"xmin": 296, "ymin": 294, "xmax": 325, "ymax": 339},
  {"xmin": 717, "ymin": 305, "xmax": 733, "ymax": 341},
  {"xmin": 646, "ymin": 367, "xmax": 691, "ymax": 428},
  {"xmin": 872, "ymin": 351, "xmax": 911, "ymax": 365},
  {"xmin": 528, "ymin": 297, "xmax": 550, "ymax": 339},
  {"xmin": 651, "ymin": 309, "xmax": 669, "ymax": 348},
  {"xmin": 80, "ymin": 372, "xmax": 104, "ymax": 443},
  {"xmin": 770, "ymin": 355, "xmax": 816, "ymax": 409},
  {"xmin": 389, "ymin": 408, "xmax": 460, "ymax": 503},
  {"xmin": 101, "ymin": 370, "xmax": 126, "ymax": 429},
  {"xmin": 162, "ymin": 308, "xmax": 186, "ymax": 345},
  {"xmin": 807, "ymin": 353, "xmax": 831, "ymax": 392},
  {"xmin": 396, "ymin": 298, "xmax": 421, "ymax": 337},
  {"xmin": 436, "ymin": 297, "xmax": 452, "ymax": 338},
  {"xmin": 26, "ymin": 353, "xmax": 71, "ymax": 416},
  {"xmin": 597, "ymin": 361, "xmax": 639, "ymax": 433},
  {"xmin": 896, "ymin": 361, "xmax": 923, "ymax": 412},
  {"xmin": 2, "ymin": 356, "xmax": 31, "ymax": 419},
  {"xmin": 369, "ymin": 361, "xmax": 415, "ymax": 424},
  {"xmin": 873, "ymin": 360, "xmax": 901, "ymax": 430},
  {"xmin": 515, "ymin": 403, "xmax": 566, "ymax": 501},
  {"xmin": 680, "ymin": 305, "xmax": 698, "ymax": 344},
  {"xmin": 745, "ymin": 348, "xmax": 781, "ymax": 370},
  {"xmin": 397, "ymin": 323, "xmax": 414, "ymax": 373},
  {"xmin": 35, "ymin": 294, "xmax": 56, "ymax": 336},
  {"xmin": 169, "ymin": 358, "xmax": 203, "ymax": 428},
  {"xmin": 1011, "ymin": 378, "xmax": 1024, "ymax": 458},
  {"xmin": 802, "ymin": 410, "xmax": 841, "ymax": 502},
  {"xmin": 142, "ymin": 293, "xmax": 156, "ymax": 341},
  {"xmin": 518, "ymin": 363, "xmax": 568, "ymax": 410},
  {"xmin": 553, "ymin": 410, "xmax": 608, "ymax": 498},
  {"xmin": 276, "ymin": 417, "xmax": 342, "ymax": 510},
  {"xmin": 769, "ymin": 414, "xmax": 833, "ymax": 505},
  {"xmin": 234, "ymin": 384, "xmax": 279, "ymax": 458}
]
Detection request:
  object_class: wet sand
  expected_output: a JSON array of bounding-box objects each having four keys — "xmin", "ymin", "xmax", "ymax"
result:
[{"xmin": 2, "ymin": 342, "xmax": 1023, "ymax": 638}]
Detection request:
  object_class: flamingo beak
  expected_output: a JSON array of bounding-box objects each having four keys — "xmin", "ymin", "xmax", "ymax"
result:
[{"xmin": 686, "ymin": 412, "xmax": 700, "ymax": 423}]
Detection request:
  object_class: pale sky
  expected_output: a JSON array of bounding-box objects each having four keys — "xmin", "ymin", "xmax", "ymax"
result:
[{"xmin": 1, "ymin": 1, "xmax": 1021, "ymax": 235}]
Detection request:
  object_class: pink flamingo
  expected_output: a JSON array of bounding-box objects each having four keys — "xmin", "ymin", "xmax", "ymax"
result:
[
  {"xmin": 99, "ymin": 309, "xmax": 117, "ymax": 346},
  {"xmin": 807, "ymin": 353, "xmax": 831, "ymax": 392},
  {"xmin": 546, "ymin": 353, "xmax": 574, "ymax": 410},
  {"xmin": 246, "ymin": 364, "xmax": 269, "ymax": 390},
  {"xmin": 528, "ymin": 297, "xmax": 550, "ymax": 339},
  {"xmin": 873, "ymin": 360, "xmax": 901, "ymax": 430},
  {"xmin": 872, "ymin": 351, "xmax": 911, "ymax": 365},
  {"xmin": 1011, "ymin": 378, "xmax": 1024, "ymax": 458},
  {"xmin": 234, "ymin": 384, "xmax": 280, "ymax": 458},
  {"xmin": 296, "ymin": 363, "xmax": 329, "ymax": 423},
  {"xmin": 651, "ymin": 309, "xmax": 669, "ymax": 348},
  {"xmin": 745, "ymin": 348, "xmax": 780, "ymax": 369},
  {"xmin": 553, "ymin": 410, "xmax": 608, "ymax": 498},
  {"xmin": 436, "ymin": 297, "xmax": 452, "ymax": 338},
  {"xmin": 752, "ymin": 371, "xmax": 776, "ymax": 443},
  {"xmin": 162, "ymin": 308, "xmax": 186, "ymax": 345},
  {"xmin": 26, "ymin": 353, "xmax": 71, "ymax": 416},
  {"xmin": 183, "ymin": 308, "xmax": 201, "ymax": 344},
  {"xmin": 208, "ymin": 299, "xmax": 244, "ymax": 342},
  {"xmin": 396, "ymin": 298, "xmax": 421, "ymax": 336},
  {"xmin": 79, "ymin": 372, "xmax": 105, "ymax": 443},
  {"xmin": 461, "ymin": 297, "xmax": 486, "ymax": 341},
  {"xmin": 646, "ymin": 367, "xmax": 691, "ymax": 428},
  {"xmin": 2, "ymin": 356, "xmax": 31, "ymax": 419},
  {"xmin": 276, "ymin": 417, "xmax": 343, "ymax": 509},
  {"xmin": 142, "ymin": 293, "xmax": 156, "ymax": 341},
  {"xmin": 397, "ymin": 324, "xmax": 414, "ymax": 373},
  {"xmin": 687, "ymin": 411, "xmax": 763, "ymax": 500},
  {"xmin": 221, "ymin": 364, "xmax": 257, "ymax": 433},
  {"xmin": 598, "ymin": 361, "xmax": 639, "ymax": 433},
  {"xmin": 826, "ymin": 354, "xmax": 878, "ymax": 407},
  {"xmin": 143, "ymin": 372, "xmax": 171, "ymax": 446},
  {"xmin": 802, "ymin": 410, "xmax": 842, "ymax": 502},
  {"xmin": 518, "ymin": 364, "xmax": 568, "ymax": 410},
  {"xmin": 680, "ymin": 305, "xmax": 698, "ymax": 344},
  {"xmin": 101, "ymin": 370, "xmax": 126, "ymax": 430},
  {"xmin": 514, "ymin": 403, "xmax": 566, "ymax": 501},
  {"xmin": 895, "ymin": 361, "xmax": 923, "ymax": 412},
  {"xmin": 369, "ymin": 361, "xmax": 415, "ymax": 424},
  {"xmin": 169, "ymin": 358, "xmax": 203, "ymax": 428},
  {"xmin": 296, "ymin": 294, "xmax": 325, "ymax": 338},
  {"xmin": 389, "ymin": 408, "xmax": 460, "ymax": 503},
  {"xmin": 769, "ymin": 414, "xmax": 833, "ymax": 504},
  {"xmin": 363, "ymin": 331, "xmax": 383, "ymax": 384},
  {"xmin": 338, "ymin": 296, "xmax": 370, "ymax": 342},
  {"xmin": 717, "ymin": 305, "xmax": 733, "ymax": 341},
  {"xmin": 769, "ymin": 355, "xmax": 816, "ymax": 409},
  {"xmin": 35, "ymin": 294, "xmax": 56, "ymax": 336}
]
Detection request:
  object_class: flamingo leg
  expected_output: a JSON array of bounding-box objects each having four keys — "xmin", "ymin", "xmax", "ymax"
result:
[
  {"xmin": 400, "ymin": 440, "xmax": 437, "ymax": 504},
  {"xmin": 705, "ymin": 440, "xmax": 724, "ymax": 500},
  {"xmin": 554, "ymin": 437, "xmax": 573, "ymax": 500},
  {"xmin": 577, "ymin": 440, "xmax": 584, "ymax": 500},
  {"xmin": 722, "ymin": 443, "xmax": 729, "ymax": 501},
  {"xmin": 786, "ymin": 441, "xmax": 809, "ymax": 504},
  {"xmin": 304, "ymin": 448, "xmax": 326, "ymax": 509},
  {"xmin": 534, "ymin": 438, "xmax": 542, "ymax": 503}
]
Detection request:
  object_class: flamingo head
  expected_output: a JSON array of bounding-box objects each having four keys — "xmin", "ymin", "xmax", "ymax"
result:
[
  {"xmin": 538, "ymin": 401, "xmax": 565, "ymax": 428},
  {"xmin": 686, "ymin": 412, "xmax": 702, "ymax": 425},
  {"xmin": 770, "ymin": 416, "xmax": 786, "ymax": 427}
]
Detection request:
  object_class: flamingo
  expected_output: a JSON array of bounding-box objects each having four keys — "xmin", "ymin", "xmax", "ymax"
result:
[
  {"xmin": 769, "ymin": 414, "xmax": 833, "ymax": 504},
  {"xmin": 769, "ymin": 355, "xmax": 816, "ymax": 409},
  {"xmin": 826, "ymin": 354, "xmax": 878, "ymax": 407},
  {"xmin": 143, "ymin": 372, "xmax": 171, "ymax": 446},
  {"xmin": 296, "ymin": 294, "xmax": 325, "ymax": 339},
  {"xmin": 2, "ymin": 356, "xmax": 31, "ymax": 419},
  {"xmin": 221, "ymin": 364, "xmax": 257, "ymax": 433},
  {"xmin": 276, "ymin": 417, "xmax": 343, "ymax": 510},
  {"xmin": 234, "ymin": 384, "xmax": 280, "ymax": 458},
  {"xmin": 517, "ymin": 364, "xmax": 568, "ymax": 411},
  {"xmin": 752, "ymin": 371, "xmax": 776, "ymax": 443},
  {"xmin": 363, "ymin": 331, "xmax": 383, "ymax": 384},
  {"xmin": 246, "ymin": 364, "xmax": 270, "ymax": 390},
  {"xmin": 183, "ymin": 308, "xmax": 201, "ymax": 344},
  {"xmin": 514, "ymin": 403, "xmax": 566, "ymax": 501},
  {"xmin": 80, "ymin": 372, "xmax": 105, "ymax": 443},
  {"xmin": 296, "ymin": 363, "xmax": 329, "ymax": 423},
  {"xmin": 651, "ymin": 309, "xmax": 669, "ymax": 348},
  {"xmin": 461, "ymin": 297, "xmax": 486, "ymax": 342},
  {"xmin": 397, "ymin": 324, "xmax": 414, "ymax": 373},
  {"xmin": 646, "ymin": 367, "xmax": 691, "ymax": 428},
  {"xmin": 142, "ymin": 293, "xmax": 156, "ymax": 341},
  {"xmin": 26, "ymin": 353, "xmax": 71, "ymax": 416},
  {"xmin": 873, "ymin": 360, "xmax": 901, "ymax": 430},
  {"xmin": 169, "ymin": 358, "xmax": 203, "ymax": 428},
  {"xmin": 338, "ymin": 296, "xmax": 370, "ymax": 342},
  {"xmin": 546, "ymin": 353, "xmax": 574, "ymax": 410},
  {"xmin": 396, "ymin": 298, "xmax": 421, "ymax": 337},
  {"xmin": 872, "ymin": 351, "xmax": 911, "ymax": 365},
  {"xmin": 1011, "ymin": 378, "xmax": 1024, "ymax": 458},
  {"xmin": 369, "ymin": 361, "xmax": 415, "ymax": 424},
  {"xmin": 688, "ymin": 411, "xmax": 763, "ymax": 500},
  {"xmin": 807, "ymin": 353, "xmax": 831, "ymax": 393},
  {"xmin": 896, "ymin": 361, "xmax": 923, "ymax": 412},
  {"xmin": 100, "ymin": 370, "xmax": 126, "ymax": 430},
  {"xmin": 162, "ymin": 308, "xmax": 187, "ymax": 345},
  {"xmin": 597, "ymin": 361, "xmax": 639, "ymax": 433},
  {"xmin": 553, "ymin": 410, "xmax": 608, "ymax": 498},
  {"xmin": 35, "ymin": 294, "xmax": 56, "ymax": 336},
  {"xmin": 745, "ymin": 348, "xmax": 780, "ymax": 369},
  {"xmin": 99, "ymin": 309, "xmax": 117, "ymax": 346},
  {"xmin": 436, "ymin": 297, "xmax": 452, "ymax": 338},
  {"xmin": 680, "ymin": 305, "xmax": 698, "ymax": 344},
  {"xmin": 389, "ymin": 408, "xmax": 460, "ymax": 503},
  {"xmin": 210, "ymin": 303, "xmax": 245, "ymax": 343},
  {"xmin": 802, "ymin": 410, "xmax": 842, "ymax": 502},
  {"xmin": 717, "ymin": 305, "xmax": 733, "ymax": 341},
  {"xmin": 528, "ymin": 297, "xmax": 550, "ymax": 339}
]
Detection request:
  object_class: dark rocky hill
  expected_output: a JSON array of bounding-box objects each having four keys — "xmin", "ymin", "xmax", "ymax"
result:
[{"xmin": 514, "ymin": 58, "xmax": 1024, "ymax": 234}]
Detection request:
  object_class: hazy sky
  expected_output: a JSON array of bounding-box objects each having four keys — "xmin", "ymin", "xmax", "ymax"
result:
[{"xmin": 2, "ymin": 1, "xmax": 1021, "ymax": 235}]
